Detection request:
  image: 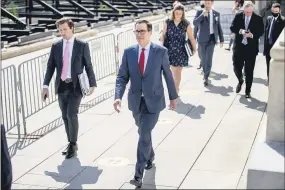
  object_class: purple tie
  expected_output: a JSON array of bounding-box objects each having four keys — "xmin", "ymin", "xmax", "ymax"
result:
[{"xmin": 61, "ymin": 40, "xmax": 70, "ymax": 81}]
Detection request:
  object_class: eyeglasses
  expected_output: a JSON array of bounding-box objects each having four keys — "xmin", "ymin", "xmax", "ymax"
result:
[{"xmin": 134, "ymin": 30, "xmax": 148, "ymax": 35}]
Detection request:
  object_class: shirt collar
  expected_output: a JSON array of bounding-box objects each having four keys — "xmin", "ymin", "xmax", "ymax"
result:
[
  {"xmin": 63, "ymin": 36, "xmax": 75, "ymax": 44},
  {"xmin": 273, "ymin": 15, "xmax": 279, "ymax": 20},
  {"xmin": 139, "ymin": 42, "xmax": 151, "ymax": 51}
]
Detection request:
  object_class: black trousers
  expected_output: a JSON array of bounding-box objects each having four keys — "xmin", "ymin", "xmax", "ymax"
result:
[
  {"xmin": 233, "ymin": 47, "xmax": 257, "ymax": 94},
  {"xmin": 58, "ymin": 81, "xmax": 82, "ymax": 143},
  {"xmin": 1, "ymin": 124, "xmax": 12, "ymax": 190}
]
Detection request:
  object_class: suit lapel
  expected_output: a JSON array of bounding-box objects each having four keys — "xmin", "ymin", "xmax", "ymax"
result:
[
  {"xmin": 143, "ymin": 43, "xmax": 155, "ymax": 78},
  {"xmin": 58, "ymin": 39, "xmax": 63, "ymax": 68},
  {"xmin": 133, "ymin": 45, "xmax": 142, "ymax": 77},
  {"xmin": 71, "ymin": 38, "xmax": 78, "ymax": 66},
  {"xmin": 213, "ymin": 10, "xmax": 217, "ymax": 24}
]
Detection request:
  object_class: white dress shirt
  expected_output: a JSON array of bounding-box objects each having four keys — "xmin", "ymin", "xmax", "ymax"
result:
[
  {"xmin": 43, "ymin": 36, "xmax": 75, "ymax": 88},
  {"xmin": 138, "ymin": 42, "xmax": 151, "ymax": 72},
  {"xmin": 268, "ymin": 16, "xmax": 278, "ymax": 39},
  {"xmin": 209, "ymin": 9, "xmax": 214, "ymax": 34}
]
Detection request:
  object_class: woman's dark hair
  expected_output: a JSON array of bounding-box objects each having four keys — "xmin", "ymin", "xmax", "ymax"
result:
[{"xmin": 235, "ymin": 0, "xmax": 244, "ymax": 7}]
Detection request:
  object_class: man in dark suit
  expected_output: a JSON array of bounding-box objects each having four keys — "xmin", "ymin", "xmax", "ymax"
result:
[
  {"xmin": 194, "ymin": 1, "xmax": 204, "ymax": 70},
  {"xmin": 194, "ymin": 25, "xmax": 202, "ymax": 69},
  {"xmin": 230, "ymin": 1, "xmax": 264, "ymax": 98},
  {"xmin": 42, "ymin": 18, "xmax": 97, "ymax": 159},
  {"xmin": 264, "ymin": 3, "xmax": 285, "ymax": 81},
  {"xmin": 194, "ymin": 0, "xmax": 224, "ymax": 86},
  {"xmin": 114, "ymin": 20, "xmax": 178, "ymax": 188},
  {"xmin": 1, "ymin": 124, "xmax": 13, "ymax": 190}
]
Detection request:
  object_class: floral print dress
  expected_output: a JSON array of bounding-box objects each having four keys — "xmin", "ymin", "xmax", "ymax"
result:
[{"xmin": 166, "ymin": 19, "xmax": 190, "ymax": 67}]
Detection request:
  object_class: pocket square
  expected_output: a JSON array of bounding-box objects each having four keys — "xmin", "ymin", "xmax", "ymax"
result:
[{"xmin": 215, "ymin": 16, "xmax": 219, "ymax": 22}]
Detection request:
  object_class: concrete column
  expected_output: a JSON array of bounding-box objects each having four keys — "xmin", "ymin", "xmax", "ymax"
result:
[
  {"xmin": 247, "ymin": 29, "xmax": 285, "ymax": 189},
  {"xmin": 267, "ymin": 29, "xmax": 285, "ymax": 142}
]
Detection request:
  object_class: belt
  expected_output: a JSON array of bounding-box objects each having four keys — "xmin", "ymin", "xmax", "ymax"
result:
[{"xmin": 64, "ymin": 78, "xmax": 72, "ymax": 83}]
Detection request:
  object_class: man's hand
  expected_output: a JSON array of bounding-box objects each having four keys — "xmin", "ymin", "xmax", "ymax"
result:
[
  {"xmin": 88, "ymin": 87, "xmax": 95, "ymax": 95},
  {"xmin": 245, "ymin": 32, "xmax": 253, "ymax": 38},
  {"xmin": 113, "ymin": 99, "xmax": 122, "ymax": 113},
  {"xmin": 239, "ymin": 29, "xmax": 246, "ymax": 35},
  {"xmin": 42, "ymin": 88, "xmax": 49, "ymax": 102},
  {"xmin": 192, "ymin": 49, "xmax": 197, "ymax": 55},
  {"xmin": 220, "ymin": 42, "xmax": 224, "ymax": 47},
  {"xmin": 170, "ymin": 99, "xmax": 177, "ymax": 110},
  {"xmin": 203, "ymin": 10, "xmax": 208, "ymax": 17}
]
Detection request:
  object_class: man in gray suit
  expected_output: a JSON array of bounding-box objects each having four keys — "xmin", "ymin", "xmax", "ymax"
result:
[
  {"xmin": 194, "ymin": 0, "xmax": 224, "ymax": 86},
  {"xmin": 114, "ymin": 20, "xmax": 178, "ymax": 188}
]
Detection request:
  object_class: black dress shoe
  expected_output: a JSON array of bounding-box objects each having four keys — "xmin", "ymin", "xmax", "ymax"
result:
[
  {"xmin": 204, "ymin": 79, "xmax": 208, "ymax": 86},
  {"xmin": 130, "ymin": 177, "xmax": 142, "ymax": 188},
  {"xmin": 65, "ymin": 144, "xmax": 77, "ymax": 159},
  {"xmin": 197, "ymin": 64, "xmax": 202, "ymax": 69},
  {"xmin": 62, "ymin": 143, "xmax": 78, "ymax": 155},
  {"xmin": 145, "ymin": 160, "xmax": 153, "ymax": 170},
  {"xmin": 236, "ymin": 80, "xmax": 244, "ymax": 93},
  {"xmin": 62, "ymin": 144, "xmax": 69, "ymax": 155},
  {"xmin": 245, "ymin": 93, "xmax": 251, "ymax": 98}
]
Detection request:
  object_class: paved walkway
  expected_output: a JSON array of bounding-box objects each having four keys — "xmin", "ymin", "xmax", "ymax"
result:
[{"xmin": 8, "ymin": 45, "xmax": 269, "ymax": 189}]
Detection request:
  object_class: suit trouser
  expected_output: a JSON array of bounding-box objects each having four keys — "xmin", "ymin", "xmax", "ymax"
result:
[
  {"xmin": 58, "ymin": 82, "xmax": 82, "ymax": 143},
  {"xmin": 265, "ymin": 43, "xmax": 273, "ymax": 80},
  {"xmin": 132, "ymin": 97, "xmax": 159, "ymax": 179},
  {"xmin": 198, "ymin": 44, "xmax": 202, "ymax": 65},
  {"xmin": 1, "ymin": 124, "xmax": 12, "ymax": 190},
  {"xmin": 233, "ymin": 47, "xmax": 257, "ymax": 94},
  {"xmin": 199, "ymin": 35, "xmax": 215, "ymax": 79},
  {"xmin": 265, "ymin": 54, "xmax": 271, "ymax": 79}
]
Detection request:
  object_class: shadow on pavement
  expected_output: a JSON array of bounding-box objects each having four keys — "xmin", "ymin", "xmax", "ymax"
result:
[
  {"xmin": 44, "ymin": 157, "xmax": 103, "ymax": 189},
  {"xmin": 239, "ymin": 96, "xmax": 267, "ymax": 112},
  {"xmin": 205, "ymin": 85, "xmax": 234, "ymax": 96},
  {"xmin": 175, "ymin": 99, "xmax": 206, "ymax": 119}
]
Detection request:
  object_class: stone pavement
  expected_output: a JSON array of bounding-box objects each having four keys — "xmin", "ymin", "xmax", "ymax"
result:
[{"xmin": 8, "ymin": 45, "xmax": 269, "ymax": 189}]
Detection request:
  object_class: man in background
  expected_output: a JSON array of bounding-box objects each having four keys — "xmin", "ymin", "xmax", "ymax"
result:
[
  {"xmin": 230, "ymin": 1, "xmax": 264, "ymax": 98},
  {"xmin": 194, "ymin": 0, "xmax": 224, "ymax": 86},
  {"xmin": 263, "ymin": 3, "xmax": 285, "ymax": 82}
]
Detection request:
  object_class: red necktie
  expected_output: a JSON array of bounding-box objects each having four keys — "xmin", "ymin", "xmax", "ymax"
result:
[{"xmin": 139, "ymin": 48, "xmax": 145, "ymax": 75}]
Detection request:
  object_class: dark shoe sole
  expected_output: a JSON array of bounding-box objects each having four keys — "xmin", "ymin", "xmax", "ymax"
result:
[
  {"xmin": 62, "ymin": 145, "xmax": 78, "ymax": 155},
  {"xmin": 130, "ymin": 179, "xmax": 142, "ymax": 188}
]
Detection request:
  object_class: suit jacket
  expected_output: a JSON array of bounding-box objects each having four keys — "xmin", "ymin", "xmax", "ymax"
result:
[
  {"xmin": 193, "ymin": 9, "xmax": 224, "ymax": 44},
  {"xmin": 1, "ymin": 125, "xmax": 12, "ymax": 190},
  {"xmin": 264, "ymin": 15, "xmax": 285, "ymax": 55},
  {"xmin": 230, "ymin": 11, "xmax": 264, "ymax": 55},
  {"xmin": 115, "ymin": 43, "xmax": 178, "ymax": 114},
  {"xmin": 43, "ymin": 38, "xmax": 97, "ymax": 95},
  {"xmin": 194, "ymin": 25, "xmax": 199, "ymax": 41}
]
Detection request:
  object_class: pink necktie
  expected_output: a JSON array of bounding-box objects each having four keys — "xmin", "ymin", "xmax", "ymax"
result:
[{"xmin": 61, "ymin": 40, "xmax": 70, "ymax": 80}]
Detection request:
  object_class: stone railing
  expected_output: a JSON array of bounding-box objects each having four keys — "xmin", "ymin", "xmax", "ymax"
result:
[{"xmin": 247, "ymin": 29, "xmax": 285, "ymax": 189}]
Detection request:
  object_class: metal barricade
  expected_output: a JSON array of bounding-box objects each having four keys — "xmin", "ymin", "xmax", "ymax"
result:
[
  {"xmin": 220, "ymin": 14, "xmax": 235, "ymax": 42},
  {"xmin": 88, "ymin": 33, "xmax": 117, "ymax": 81},
  {"xmin": 117, "ymin": 29, "xmax": 136, "ymax": 68},
  {"xmin": 1, "ymin": 65, "xmax": 21, "ymax": 139},
  {"xmin": 151, "ymin": 20, "xmax": 165, "ymax": 43},
  {"xmin": 18, "ymin": 53, "xmax": 57, "ymax": 134}
]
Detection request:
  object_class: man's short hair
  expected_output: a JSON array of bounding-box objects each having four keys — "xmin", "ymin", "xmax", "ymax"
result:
[
  {"xmin": 243, "ymin": 1, "xmax": 255, "ymax": 9},
  {"xmin": 135, "ymin": 20, "xmax": 152, "ymax": 31},
  {"xmin": 272, "ymin": 3, "xmax": 281, "ymax": 9},
  {"xmin": 55, "ymin": 18, "xmax": 74, "ymax": 30}
]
